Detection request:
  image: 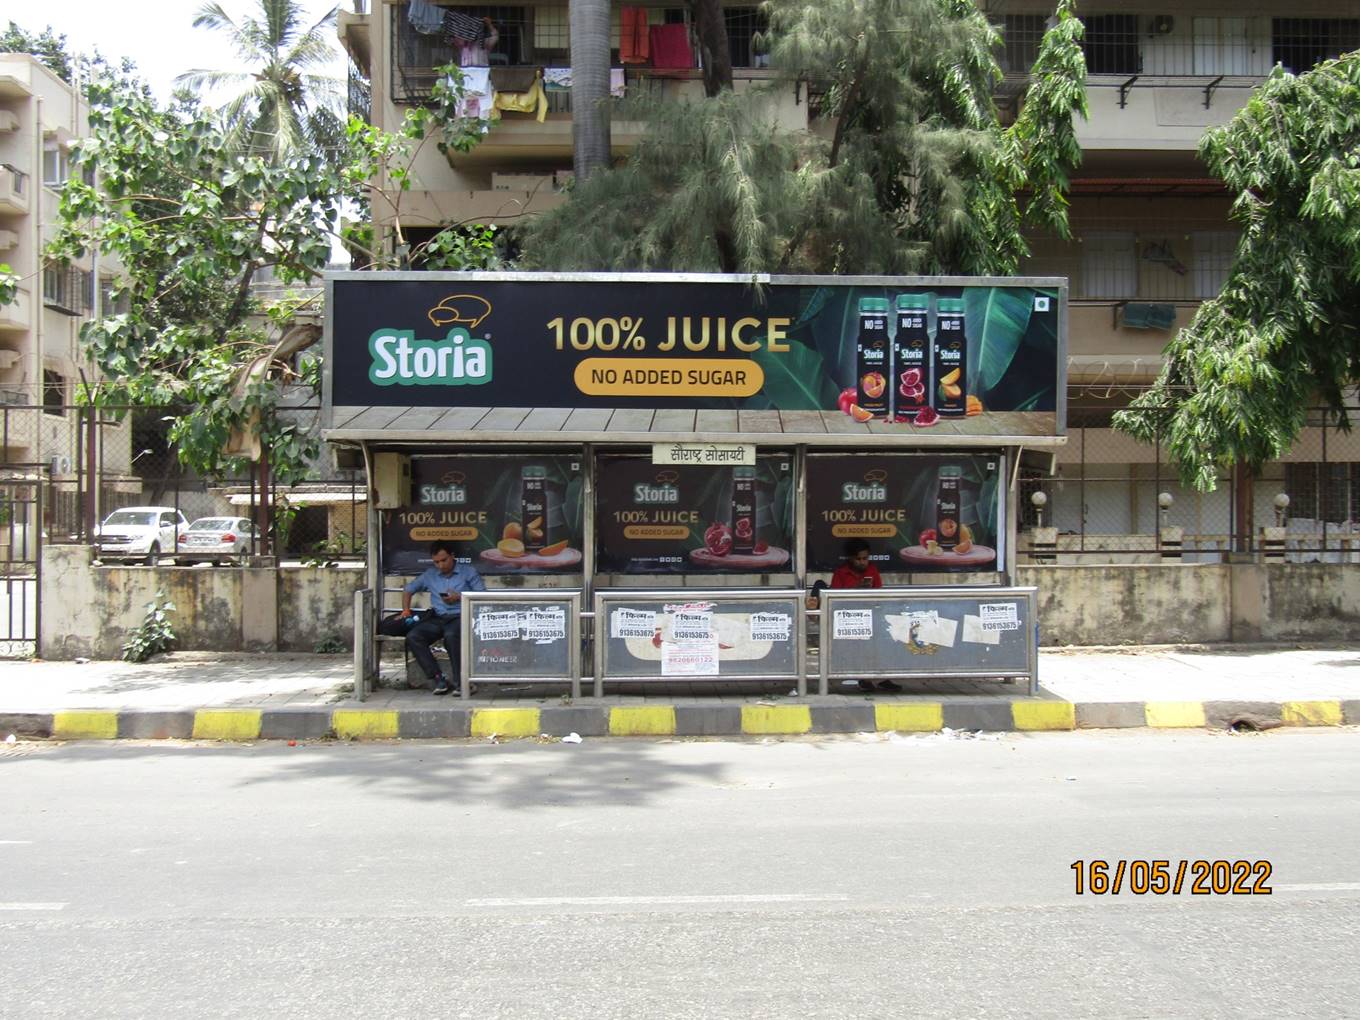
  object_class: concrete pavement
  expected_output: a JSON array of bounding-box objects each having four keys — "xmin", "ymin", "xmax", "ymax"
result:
[{"xmin": 2, "ymin": 645, "xmax": 1359, "ymax": 740}]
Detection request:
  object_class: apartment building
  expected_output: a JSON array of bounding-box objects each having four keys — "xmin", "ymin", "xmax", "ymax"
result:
[
  {"xmin": 337, "ymin": 1, "xmax": 1360, "ymax": 559},
  {"xmin": 0, "ymin": 52, "xmax": 132, "ymax": 542}
]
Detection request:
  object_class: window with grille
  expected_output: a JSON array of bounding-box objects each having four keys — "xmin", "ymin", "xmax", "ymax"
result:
[
  {"xmin": 1273, "ymin": 19, "xmax": 1360, "ymax": 74},
  {"xmin": 1078, "ymin": 232, "xmax": 1137, "ymax": 299},
  {"xmin": 724, "ymin": 7, "xmax": 768, "ymax": 69},
  {"xmin": 42, "ymin": 266, "xmax": 93, "ymax": 315},
  {"xmin": 99, "ymin": 276, "xmax": 130, "ymax": 316},
  {"xmin": 1286, "ymin": 463, "xmax": 1360, "ymax": 523},
  {"xmin": 42, "ymin": 370, "xmax": 65, "ymax": 417},
  {"xmin": 1191, "ymin": 232, "xmax": 1237, "ymax": 299},
  {"xmin": 1084, "ymin": 14, "xmax": 1140, "ymax": 75},
  {"xmin": 1000, "ymin": 15, "xmax": 1046, "ymax": 73}
]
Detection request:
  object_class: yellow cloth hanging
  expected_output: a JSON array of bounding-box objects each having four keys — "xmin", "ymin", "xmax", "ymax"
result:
[{"xmin": 492, "ymin": 71, "xmax": 548, "ymax": 123}]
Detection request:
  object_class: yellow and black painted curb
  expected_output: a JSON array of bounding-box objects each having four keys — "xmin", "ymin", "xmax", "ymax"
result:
[{"xmin": 2, "ymin": 698, "xmax": 1357, "ymax": 742}]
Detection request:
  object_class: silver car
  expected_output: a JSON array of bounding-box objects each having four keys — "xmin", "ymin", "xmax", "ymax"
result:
[
  {"xmin": 177, "ymin": 516, "xmax": 258, "ymax": 564},
  {"xmin": 95, "ymin": 507, "xmax": 189, "ymax": 566}
]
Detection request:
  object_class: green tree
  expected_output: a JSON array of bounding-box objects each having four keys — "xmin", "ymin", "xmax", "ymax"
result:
[
  {"xmin": 48, "ymin": 74, "xmax": 493, "ymax": 482},
  {"xmin": 0, "ymin": 21, "xmax": 73, "ymax": 81},
  {"xmin": 522, "ymin": 0, "xmax": 1086, "ymax": 275},
  {"xmin": 1113, "ymin": 54, "xmax": 1360, "ymax": 491},
  {"xmin": 176, "ymin": 0, "xmax": 344, "ymax": 162}
]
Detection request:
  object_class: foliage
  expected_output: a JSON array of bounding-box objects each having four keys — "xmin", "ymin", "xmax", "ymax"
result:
[
  {"xmin": 0, "ymin": 21, "xmax": 73, "ymax": 81},
  {"xmin": 0, "ymin": 262, "xmax": 15, "ymax": 307},
  {"xmin": 313, "ymin": 633, "xmax": 347, "ymax": 653},
  {"xmin": 122, "ymin": 591, "xmax": 177, "ymax": 662},
  {"xmin": 521, "ymin": 0, "xmax": 1086, "ymax": 275},
  {"xmin": 177, "ymin": 0, "xmax": 345, "ymax": 163},
  {"xmin": 1113, "ymin": 53, "xmax": 1360, "ymax": 490},
  {"xmin": 49, "ymin": 71, "xmax": 497, "ymax": 483}
]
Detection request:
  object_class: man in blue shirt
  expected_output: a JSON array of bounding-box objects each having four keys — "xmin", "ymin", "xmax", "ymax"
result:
[{"xmin": 400, "ymin": 540, "xmax": 486, "ymax": 695}]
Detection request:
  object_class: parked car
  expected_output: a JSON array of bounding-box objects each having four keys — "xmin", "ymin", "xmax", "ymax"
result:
[
  {"xmin": 177, "ymin": 516, "xmax": 258, "ymax": 564},
  {"xmin": 94, "ymin": 506, "xmax": 189, "ymax": 566}
]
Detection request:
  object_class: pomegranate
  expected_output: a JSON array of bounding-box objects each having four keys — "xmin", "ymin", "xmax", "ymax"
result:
[
  {"xmin": 752, "ymin": 540, "xmax": 769, "ymax": 555},
  {"xmin": 899, "ymin": 368, "xmax": 922, "ymax": 388},
  {"xmin": 836, "ymin": 387, "xmax": 857, "ymax": 415},
  {"xmin": 704, "ymin": 521, "xmax": 733, "ymax": 556},
  {"xmin": 734, "ymin": 518, "xmax": 753, "ymax": 541},
  {"xmin": 913, "ymin": 407, "xmax": 940, "ymax": 427},
  {"xmin": 918, "ymin": 528, "xmax": 938, "ymax": 546}
]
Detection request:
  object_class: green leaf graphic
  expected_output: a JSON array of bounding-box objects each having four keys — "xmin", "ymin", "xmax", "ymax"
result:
[
  {"xmin": 746, "ymin": 330, "xmax": 843, "ymax": 410},
  {"xmin": 965, "ymin": 288, "xmax": 1035, "ymax": 395}
]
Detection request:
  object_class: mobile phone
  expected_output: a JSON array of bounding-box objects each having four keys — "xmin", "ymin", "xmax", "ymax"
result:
[{"xmin": 441, "ymin": 590, "xmax": 456, "ymax": 601}]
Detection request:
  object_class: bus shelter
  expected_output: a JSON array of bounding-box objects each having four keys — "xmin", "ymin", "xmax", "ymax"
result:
[{"xmin": 321, "ymin": 272, "xmax": 1066, "ymax": 700}]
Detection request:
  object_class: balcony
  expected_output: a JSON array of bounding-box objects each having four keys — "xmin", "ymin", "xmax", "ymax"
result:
[
  {"xmin": 0, "ymin": 163, "xmax": 29, "ymax": 214},
  {"xmin": 0, "ymin": 285, "xmax": 30, "ymax": 331}
]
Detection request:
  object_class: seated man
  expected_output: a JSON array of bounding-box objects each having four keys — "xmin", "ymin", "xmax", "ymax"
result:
[
  {"xmin": 830, "ymin": 538, "xmax": 899, "ymax": 693},
  {"xmin": 400, "ymin": 540, "xmax": 486, "ymax": 695}
]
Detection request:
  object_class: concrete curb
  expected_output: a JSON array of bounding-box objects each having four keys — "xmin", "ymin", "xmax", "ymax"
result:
[{"xmin": 2, "ymin": 698, "xmax": 1355, "ymax": 742}]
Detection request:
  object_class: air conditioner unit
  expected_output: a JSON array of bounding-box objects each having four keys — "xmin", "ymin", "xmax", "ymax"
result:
[
  {"xmin": 1149, "ymin": 15, "xmax": 1175, "ymax": 35},
  {"xmin": 0, "ymin": 229, "xmax": 17, "ymax": 251},
  {"xmin": 0, "ymin": 111, "xmax": 18, "ymax": 132},
  {"xmin": 50, "ymin": 455, "xmax": 72, "ymax": 475}
]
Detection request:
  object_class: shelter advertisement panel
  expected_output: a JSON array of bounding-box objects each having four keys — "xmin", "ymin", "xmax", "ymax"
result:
[
  {"xmin": 595, "ymin": 454, "xmax": 795, "ymax": 574},
  {"xmin": 806, "ymin": 453, "xmax": 1003, "ymax": 574},
  {"xmin": 381, "ymin": 455, "xmax": 584, "ymax": 574},
  {"xmin": 328, "ymin": 275, "xmax": 1064, "ymax": 437}
]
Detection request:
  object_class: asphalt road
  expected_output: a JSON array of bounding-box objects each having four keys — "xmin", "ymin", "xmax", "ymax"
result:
[{"xmin": 3, "ymin": 729, "xmax": 1358, "ymax": 1018}]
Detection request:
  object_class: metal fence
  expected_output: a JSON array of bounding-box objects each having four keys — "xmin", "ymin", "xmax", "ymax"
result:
[
  {"xmin": 1, "ymin": 404, "xmax": 366, "ymax": 564},
  {"xmin": 1022, "ymin": 395, "xmax": 1360, "ymax": 563}
]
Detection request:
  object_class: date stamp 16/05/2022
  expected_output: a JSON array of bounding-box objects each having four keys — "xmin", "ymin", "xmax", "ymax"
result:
[{"xmin": 1071, "ymin": 860, "xmax": 1273, "ymax": 896}]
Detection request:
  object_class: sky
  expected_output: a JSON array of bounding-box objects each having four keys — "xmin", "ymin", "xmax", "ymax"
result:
[{"xmin": 12, "ymin": 0, "xmax": 348, "ymax": 103}]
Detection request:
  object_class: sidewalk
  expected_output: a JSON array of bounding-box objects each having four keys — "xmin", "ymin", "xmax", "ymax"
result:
[{"xmin": 2, "ymin": 646, "xmax": 1358, "ymax": 741}]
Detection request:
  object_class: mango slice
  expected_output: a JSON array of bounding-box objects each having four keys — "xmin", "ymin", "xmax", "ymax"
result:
[{"xmin": 940, "ymin": 367, "xmax": 961, "ymax": 386}]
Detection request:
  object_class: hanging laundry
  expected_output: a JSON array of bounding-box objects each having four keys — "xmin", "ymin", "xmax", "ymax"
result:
[
  {"xmin": 442, "ymin": 10, "xmax": 488, "ymax": 43},
  {"xmin": 543, "ymin": 68, "xmax": 573, "ymax": 90},
  {"xmin": 610, "ymin": 68, "xmax": 626, "ymax": 98},
  {"xmin": 407, "ymin": 0, "xmax": 444, "ymax": 35},
  {"xmin": 492, "ymin": 70, "xmax": 548, "ymax": 123},
  {"xmin": 620, "ymin": 7, "xmax": 650, "ymax": 65},
  {"xmin": 649, "ymin": 24, "xmax": 694, "ymax": 69},
  {"xmin": 452, "ymin": 66, "xmax": 495, "ymax": 125}
]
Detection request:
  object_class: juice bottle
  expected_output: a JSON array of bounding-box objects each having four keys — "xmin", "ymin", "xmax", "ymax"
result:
[
  {"xmin": 731, "ymin": 466, "xmax": 756, "ymax": 554},
  {"xmin": 855, "ymin": 297, "xmax": 890, "ymax": 419},
  {"xmin": 934, "ymin": 297, "xmax": 967, "ymax": 417},
  {"xmin": 520, "ymin": 465, "xmax": 547, "ymax": 553},
  {"xmin": 936, "ymin": 465, "xmax": 962, "ymax": 552},
  {"xmin": 893, "ymin": 294, "xmax": 930, "ymax": 416}
]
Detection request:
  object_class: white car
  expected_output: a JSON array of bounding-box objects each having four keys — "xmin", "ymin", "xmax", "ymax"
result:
[
  {"xmin": 177, "ymin": 516, "xmax": 259, "ymax": 564},
  {"xmin": 95, "ymin": 506, "xmax": 189, "ymax": 566}
]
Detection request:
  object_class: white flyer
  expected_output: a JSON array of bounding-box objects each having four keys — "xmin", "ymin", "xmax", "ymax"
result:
[
  {"xmin": 962, "ymin": 614, "xmax": 1001, "ymax": 645},
  {"xmin": 980, "ymin": 602, "xmax": 1021, "ymax": 631},
  {"xmin": 671, "ymin": 610, "xmax": 713, "ymax": 642},
  {"xmin": 522, "ymin": 607, "xmax": 566, "ymax": 644},
  {"xmin": 916, "ymin": 615, "xmax": 958, "ymax": 648},
  {"xmin": 748, "ymin": 612, "xmax": 792, "ymax": 643},
  {"xmin": 611, "ymin": 607, "xmax": 657, "ymax": 639},
  {"xmin": 833, "ymin": 608, "xmax": 873, "ymax": 640},
  {"xmin": 474, "ymin": 610, "xmax": 521, "ymax": 642},
  {"xmin": 661, "ymin": 639, "xmax": 719, "ymax": 676}
]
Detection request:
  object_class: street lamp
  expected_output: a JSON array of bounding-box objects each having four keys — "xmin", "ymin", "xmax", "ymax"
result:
[
  {"xmin": 1030, "ymin": 489, "xmax": 1048, "ymax": 529},
  {"xmin": 1273, "ymin": 491, "xmax": 1290, "ymax": 527},
  {"xmin": 1157, "ymin": 490, "xmax": 1173, "ymax": 530}
]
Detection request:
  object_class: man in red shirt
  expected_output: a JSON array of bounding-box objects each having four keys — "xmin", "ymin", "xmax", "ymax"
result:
[{"xmin": 829, "ymin": 538, "xmax": 899, "ymax": 692}]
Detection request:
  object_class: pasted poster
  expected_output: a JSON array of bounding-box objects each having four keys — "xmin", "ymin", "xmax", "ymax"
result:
[
  {"xmin": 806, "ymin": 454, "xmax": 1002, "ymax": 574},
  {"xmin": 382, "ymin": 455, "xmax": 584, "ymax": 574},
  {"xmin": 595, "ymin": 454, "xmax": 795, "ymax": 574},
  {"xmin": 327, "ymin": 275, "xmax": 1064, "ymax": 437}
]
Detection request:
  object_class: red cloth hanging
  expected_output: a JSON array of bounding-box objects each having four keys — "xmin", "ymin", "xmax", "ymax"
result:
[
  {"xmin": 620, "ymin": 7, "xmax": 650, "ymax": 65},
  {"xmin": 649, "ymin": 24, "xmax": 694, "ymax": 69}
]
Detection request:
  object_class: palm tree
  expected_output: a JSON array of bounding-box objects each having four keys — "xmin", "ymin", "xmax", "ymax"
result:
[
  {"xmin": 177, "ymin": 0, "xmax": 342, "ymax": 163},
  {"xmin": 569, "ymin": 0, "xmax": 612, "ymax": 181}
]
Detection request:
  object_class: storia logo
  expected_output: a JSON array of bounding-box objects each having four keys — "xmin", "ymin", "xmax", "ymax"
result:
[
  {"xmin": 842, "ymin": 469, "xmax": 888, "ymax": 503},
  {"xmin": 420, "ymin": 471, "xmax": 468, "ymax": 505},
  {"xmin": 368, "ymin": 295, "xmax": 495, "ymax": 387},
  {"xmin": 634, "ymin": 469, "xmax": 680, "ymax": 504}
]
